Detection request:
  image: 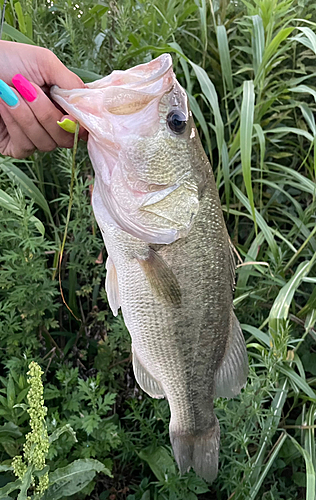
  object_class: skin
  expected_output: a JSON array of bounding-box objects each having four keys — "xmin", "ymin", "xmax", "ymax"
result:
[{"xmin": 0, "ymin": 41, "xmax": 87, "ymax": 159}]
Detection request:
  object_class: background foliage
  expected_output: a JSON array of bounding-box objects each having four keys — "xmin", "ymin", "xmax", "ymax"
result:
[{"xmin": 0, "ymin": 0, "xmax": 316, "ymax": 498}]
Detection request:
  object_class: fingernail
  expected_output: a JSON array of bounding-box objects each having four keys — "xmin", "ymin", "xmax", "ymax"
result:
[
  {"xmin": 12, "ymin": 74, "xmax": 37, "ymax": 102},
  {"xmin": 0, "ymin": 80, "xmax": 19, "ymax": 107},
  {"xmin": 57, "ymin": 118, "xmax": 77, "ymax": 133}
]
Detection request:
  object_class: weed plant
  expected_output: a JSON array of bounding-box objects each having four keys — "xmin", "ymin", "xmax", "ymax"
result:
[{"xmin": 0, "ymin": 0, "xmax": 316, "ymax": 499}]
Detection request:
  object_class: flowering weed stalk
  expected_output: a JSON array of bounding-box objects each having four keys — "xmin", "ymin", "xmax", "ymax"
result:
[{"xmin": 12, "ymin": 361, "xmax": 49, "ymax": 498}]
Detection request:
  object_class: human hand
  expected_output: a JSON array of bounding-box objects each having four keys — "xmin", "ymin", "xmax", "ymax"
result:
[{"xmin": 0, "ymin": 41, "xmax": 87, "ymax": 159}]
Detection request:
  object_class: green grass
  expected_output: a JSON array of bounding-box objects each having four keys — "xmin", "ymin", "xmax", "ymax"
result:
[{"xmin": 0, "ymin": 0, "xmax": 316, "ymax": 498}]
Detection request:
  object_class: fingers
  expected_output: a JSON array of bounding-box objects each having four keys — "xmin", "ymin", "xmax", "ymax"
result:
[
  {"xmin": 20, "ymin": 82, "xmax": 76, "ymax": 148},
  {"xmin": 0, "ymin": 103, "xmax": 35, "ymax": 159}
]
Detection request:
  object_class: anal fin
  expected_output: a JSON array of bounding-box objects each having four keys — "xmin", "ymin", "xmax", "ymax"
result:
[
  {"xmin": 105, "ymin": 256, "xmax": 121, "ymax": 316},
  {"xmin": 214, "ymin": 312, "xmax": 248, "ymax": 399},
  {"xmin": 132, "ymin": 346, "xmax": 165, "ymax": 399}
]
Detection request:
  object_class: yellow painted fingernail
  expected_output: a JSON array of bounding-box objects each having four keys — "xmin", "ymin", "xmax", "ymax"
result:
[{"xmin": 57, "ymin": 118, "xmax": 77, "ymax": 133}]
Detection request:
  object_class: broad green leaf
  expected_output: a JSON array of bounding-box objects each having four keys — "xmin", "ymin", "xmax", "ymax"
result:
[
  {"xmin": 299, "ymin": 103, "xmax": 316, "ymax": 136},
  {"xmin": 189, "ymin": 61, "xmax": 224, "ymax": 161},
  {"xmin": 278, "ymin": 365, "xmax": 316, "ymax": 400},
  {"xmin": 49, "ymin": 424, "xmax": 77, "ymax": 444},
  {"xmin": 240, "ymin": 80, "xmax": 256, "ymax": 229},
  {"xmin": 217, "ymin": 25, "xmax": 233, "ymax": 92},
  {"xmin": 0, "ymin": 163, "xmax": 51, "ymax": 215},
  {"xmin": 256, "ymin": 27, "xmax": 294, "ymax": 82},
  {"xmin": 290, "ymin": 84, "xmax": 316, "ymax": 104},
  {"xmin": 269, "ymin": 261, "xmax": 314, "ymax": 335},
  {"xmin": 267, "ymin": 126, "xmax": 314, "ymax": 142},
  {"xmin": 187, "ymin": 93, "xmax": 212, "ymax": 156},
  {"xmin": 0, "ymin": 465, "xmax": 13, "ymax": 472},
  {"xmin": 0, "ymin": 422, "xmax": 22, "ymax": 438},
  {"xmin": 2, "ymin": 23, "xmax": 35, "ymax": 44},
  {"xmin": 242, "ymin": 324, "xmax": 270, "ymax": 347},
  {"xmin": 296, "ymin": 27, "xmax": 316, "ymax": 53},
  {"xmin": 138, "ymin": 446, "xmax": 176, "ymax": 482},
  {"xmin": 14, "ymin": 2, "xmax": 26, "ymax": 35},
  {"xmin": 0, "ymin": 189, "xmax": 21, "ymax": 216},
  {"xmin": 0, "ymin": 479, "xmax": 22, "ymax": 497},
  {"xmin": 42, "ymin": 459, "xmax": 108, "ymax": 500},
  {"xmin": 252, "ymin": 15, "xmax": 265, "ymax": 75}
]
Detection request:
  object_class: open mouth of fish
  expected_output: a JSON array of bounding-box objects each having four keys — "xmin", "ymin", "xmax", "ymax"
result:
[{"xmin": 51, "ymin": 53, "xmax": 175, "ymax": 135}]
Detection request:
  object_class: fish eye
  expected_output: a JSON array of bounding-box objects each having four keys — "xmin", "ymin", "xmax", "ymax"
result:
[{"xmin": 167, "ymin": 110, "xmax": 187, "ymax": 135}]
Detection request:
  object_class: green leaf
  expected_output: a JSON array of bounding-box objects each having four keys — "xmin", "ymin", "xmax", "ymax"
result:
[
  {"xmin": 278, "ymin": 365, "xmax": 316, "ymax": 400},
  {"xmin": 256, "ymin": 27, "xmax": 294, "ymax": 82},
  {"xmin": 0, "ymin": 479, "xmax": 22, "ymax": 497},
  {"xmin": 0, "ymin": 163, "xmax": 51, "ymax": 215},
  {"xmin": 288, "ymin": 435, "xmax": 315, "ymax": 499},
  {"xmin": 14, "ymin": 2, "xmax": 26, "ymax": 35},
  {"xmin": 17, "ymin": 466, "xmax": 33, "ymax": 500},
  {"xmin": 42, "ymin": 459, "xmax": 107, "ymax": 500},
  {"xmin": 0, "ymin": 422, "xmax": 22, "ymax": 439},
  {"xmin": 296, "ymin": 27, "xmax": 316, "ymax": 54},
  {"xmin": 252, "ymin": 15, "xmax": 265, "ymax": 75},
  {"xmin": 49, "ymin": 424, "xmax": 77, "ymax": 444},
  {"xmin": 189, "ymin": 61, "xmax": 224, "ymax": 162},
  {"xmin": 299, "ymin": 103, "xmax": 316, "ymax": 136},
  {"xmin": 2, "ymin": 23, "xmax": 35, "ymax": 44},
  {"xmin": 0, "ymin": 465, "xmax": 13, "ymax": 472},
  {"xmin": 138, "ymin": 446, "xmax": 176, "ymax": 482},
  {"xmin": 242, "ymin": 324, "xmax": 270, "ymax": 347},
  {"xmin": 240, "ymin": 80, "xmax": 256, "ymax": 230},
  {"xmin": 269, "ymin": 261, "xmax": 314, "ymax": 335},
  {"xmin": 290, "ymin": 84, "xmax": 316, "ymax": 104},
  {"xmin": 217, "ymin": 25, "xmax": 233, "ymax": 93},
  {"xmin": 267, "ymin": 125, "xmax": 314, "ymax": 143},
  {"xmin": 0, "ymin": 189, "xmax": 21, "ymax": 216}
]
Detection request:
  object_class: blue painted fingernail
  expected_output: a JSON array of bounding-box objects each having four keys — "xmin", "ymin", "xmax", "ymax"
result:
[{"xmin": 0, "ymin": 80, "xmax": 19, "ymax": 107}]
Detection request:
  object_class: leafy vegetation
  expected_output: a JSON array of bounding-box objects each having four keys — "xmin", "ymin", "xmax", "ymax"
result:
[{"xmin": 0, "ymin": 0, "xmax": 316, "ymax": 498}]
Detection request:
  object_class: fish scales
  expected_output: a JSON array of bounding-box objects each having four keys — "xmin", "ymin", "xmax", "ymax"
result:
[{"xmin": 51, "ymin": 53, "xmax": 248, "ymax": 482}]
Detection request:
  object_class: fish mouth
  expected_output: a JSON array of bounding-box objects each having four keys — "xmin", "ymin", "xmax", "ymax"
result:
[{"xmin": 51, "ymin": 54, "xmax": 175, "ymax": 129}]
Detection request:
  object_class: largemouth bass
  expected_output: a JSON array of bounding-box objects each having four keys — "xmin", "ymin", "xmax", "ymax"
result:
[{"xmin": 51, "ymin": 54, "xmax": 248, "ymax": 482}]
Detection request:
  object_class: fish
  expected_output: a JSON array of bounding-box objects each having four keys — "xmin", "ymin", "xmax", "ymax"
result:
[{"xmin": 51, "ymin": 54, "xmax": 248, "ymax": 482}]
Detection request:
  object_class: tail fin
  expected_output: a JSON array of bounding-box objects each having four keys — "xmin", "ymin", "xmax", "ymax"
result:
[{"xmin": 170, "ymin": 419, "xmax": 220, "ymax": 483}]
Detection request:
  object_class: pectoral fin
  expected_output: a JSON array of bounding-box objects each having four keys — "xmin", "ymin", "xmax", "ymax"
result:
[
  {"xmin": 214, "ymin": 312, "xmax": 248, "ymax": 399},
  {"xmin": 132, "ymin": 346, "xmax": 165, "ymax": 399},
  {"xmin": 136, "ymin": 248, "xmax": 181, "ymax": 307},
  {"xmin": 105, "ymin": 256, "xmax": 121, "ymax": 316}
]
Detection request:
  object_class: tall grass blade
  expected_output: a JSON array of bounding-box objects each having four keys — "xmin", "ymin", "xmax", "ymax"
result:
[
  {"xmin": 240, "ymin": 81, "xmax": 256, "ymax": 230},
  {"xmin": 217, "ymin": 25, "xmax": 233, "ymax": 92},
  {"xmin": 189, "ymin": 61, "xmax": 224, "ymax": 162},
  {"xmin": 252, "ymin": 15, "xmax": 265, "ymax": 75}
]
